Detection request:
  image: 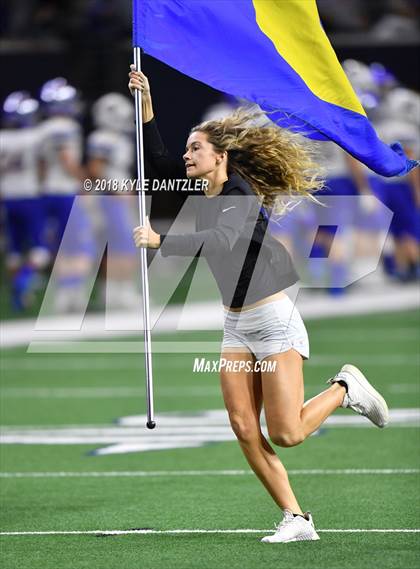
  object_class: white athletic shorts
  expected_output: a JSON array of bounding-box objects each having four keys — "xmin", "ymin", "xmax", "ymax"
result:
[{"xmin": 222, "ymin": 295, "xmax": 310, "ymax": 361}]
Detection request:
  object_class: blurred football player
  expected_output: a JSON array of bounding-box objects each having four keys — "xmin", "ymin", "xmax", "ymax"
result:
[
  {"xmin": 39, "ymin": 78, "xmax": 95, "ymax": 312},
  {"xmin": 39, "ymin": 77, "xmax": 84, "ymax": 254},
  {"xmin": 308, "ymin": 61, "xmax": 388, "ymax": 294},
  {"xmin": 369, "ymin": 87, "xmax": 420, "ymax": 281},
  {"xmin": 87, "ymin": 92, "xmax": 138, "ymax": 308},
  {"xmin": 0, "ymin": 91, "xmax": 50, "ymax": 310},
  {"xmin": 369, "ymin": 62, "xmax": 399, "ymax": 103}
]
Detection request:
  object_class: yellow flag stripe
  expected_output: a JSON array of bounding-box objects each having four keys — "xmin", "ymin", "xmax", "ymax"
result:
[{"xmin": 253, "ymin": 0, "xmax": 366, "ymax": 116}]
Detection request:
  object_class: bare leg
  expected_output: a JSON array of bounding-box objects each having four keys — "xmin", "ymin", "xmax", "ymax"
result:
[
  {"xmin": 302, "ymin": 384, "xmax": 346, "ymax": 436},
  {"xmin": 262, "ymin": 349, "xmax": 346, "ymax": 447},
  {"xmin": 220, "ymin": 350, "xmax": 304, "ymax": 514}
]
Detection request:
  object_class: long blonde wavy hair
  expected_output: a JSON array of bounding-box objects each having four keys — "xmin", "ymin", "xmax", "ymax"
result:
[{"xmin": 191, "ymin": 107, "xmax": 324, "ymax": 213}]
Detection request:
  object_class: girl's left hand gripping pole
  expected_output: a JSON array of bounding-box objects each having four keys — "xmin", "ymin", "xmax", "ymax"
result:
[{"xmin": 133, "ymin": 46, "xmax": 156, "ymax": 429}]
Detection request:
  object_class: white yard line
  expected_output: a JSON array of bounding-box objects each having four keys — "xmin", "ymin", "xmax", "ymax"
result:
[
  {"xmin": 23, "ymin": 344, "xmax": 420, "ymax": 360},
  {"xmin": 309, "ymin": 355, "xmax": 419, "ymax": 365},
  {"xmin": 0, "ymin": 357, "xmax": 189, "ymax": 371},
  {"xmin": 0, "ymin": 386, "xmax": 221, "ymax": 399},
  {"xmin": 0, "ymin": 409, "xmax": 418, "ymax": 453},
  {"xmin": 0, "ymin": 528, "xmax": 419, "ymax": 536},
  {"xmin": 0, "ymin": 469, "xmax": 418, "ymax": 479},
  {"xmin": 310, "ymin": 330, "xmax": 419, "ymax": 341},
  {"xmin": 1, "ymin": 354, "xmax": 418, "ymax": 372},
  {"xmin": 0, "ymin": 382, "xmax": 418, "ymax": 399}
]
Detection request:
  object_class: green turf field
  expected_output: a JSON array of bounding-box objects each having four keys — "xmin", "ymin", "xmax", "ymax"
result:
[{"xmin": 1, "ymin": 310, "xmax": 419, "ymax": 569}]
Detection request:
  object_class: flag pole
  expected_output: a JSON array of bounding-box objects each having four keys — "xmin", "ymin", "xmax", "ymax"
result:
[{"xmin": 133, "ymin": 45, "xmax": 156, "ymax": 429}]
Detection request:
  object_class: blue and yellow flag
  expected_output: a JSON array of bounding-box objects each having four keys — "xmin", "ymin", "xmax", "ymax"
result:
[{"xmin": 133, "ymin": 0, "xmax": 417, "ymax": 177}]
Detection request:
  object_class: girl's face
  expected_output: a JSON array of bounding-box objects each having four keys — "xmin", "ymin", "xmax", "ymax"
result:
[{"xmin": 183, "ymin": 131, "xmax": 225, "ymax": 178}]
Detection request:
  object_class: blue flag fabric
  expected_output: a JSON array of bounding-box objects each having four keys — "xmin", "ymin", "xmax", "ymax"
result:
[{"xmin": 132, "ymin": 0, "xmax": 418, "ymax": 177}]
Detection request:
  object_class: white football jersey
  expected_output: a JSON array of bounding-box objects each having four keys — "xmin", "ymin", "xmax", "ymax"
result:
[
  {"xmin": 87, "ymin": 129, "xmax": 133, "ymax": 181},
  {"xmin": 0, "ymin": 127, "xmax": 43, "ymax": 199},
  {"xmin": 314, "ymin": 141, "xmax": 350, "ymax": 179},
  {"xmin": 40, "ymin": 116, "xmax": 82, "ymax": 195}
]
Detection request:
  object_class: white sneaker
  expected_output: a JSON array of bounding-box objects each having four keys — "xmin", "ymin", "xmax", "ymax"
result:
[
  {"xmin": 328, "ymin": 364, "xmax": 389, "ymax": 428},
  {"xmin": 261, "ymin": 510, "xmax": 320, "ymax": 543}
]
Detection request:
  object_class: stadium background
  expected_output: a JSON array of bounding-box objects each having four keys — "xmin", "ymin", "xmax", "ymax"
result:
[
  {"xmin": 1, "ymin": 1, "xmax": 419, "ymax": 219},
  {"xmin": 0, "ymin": 2, "xmax": 419, "ymax": 569}
]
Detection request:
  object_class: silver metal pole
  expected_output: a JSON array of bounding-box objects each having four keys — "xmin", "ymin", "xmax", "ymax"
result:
[{"xmin": 133, "ymin": 46, "xmax": 156, "ymax": 429}]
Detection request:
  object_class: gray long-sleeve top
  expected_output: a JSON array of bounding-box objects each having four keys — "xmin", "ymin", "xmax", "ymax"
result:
[{"xmin": 144, "ymin": 118, "xmax": 299, "ymax": 308}]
